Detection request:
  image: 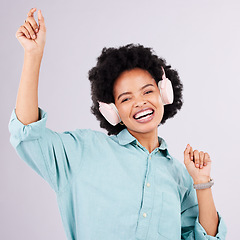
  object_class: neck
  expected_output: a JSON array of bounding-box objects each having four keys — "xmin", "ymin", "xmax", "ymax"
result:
[{"xmin": 128, "ymin": 128, "xmax": 159, "ymax": 153}]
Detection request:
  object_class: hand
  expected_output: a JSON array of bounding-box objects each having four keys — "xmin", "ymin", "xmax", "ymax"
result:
[
  {"xmin": 16, "ymin": 8, "xmax": 46, "ymax": 55},
  {"xmin": 184, "ymin": 144, "xmax": 212, "ymax": 184}
]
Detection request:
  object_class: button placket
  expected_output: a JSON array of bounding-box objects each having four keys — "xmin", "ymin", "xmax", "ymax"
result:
[
  {"xmin": 135, "ymin": 152, "xmax": 154, "ymax": 239},
  {"xmin": 145, "ymin": 154, "xmax": 153, "ymax": 189}
]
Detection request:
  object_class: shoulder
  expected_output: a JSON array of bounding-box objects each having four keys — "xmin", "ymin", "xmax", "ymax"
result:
[
  {"xmin": 169, "ymin": 154, "xmax": 193, "ymax": 189},
  {"xmin": 60, "ymin": 128, "xmax": 106, "ymax": 138},
  {"xmin": 58, "ymin": 128, "xmax": 114, "ymax": 145}
]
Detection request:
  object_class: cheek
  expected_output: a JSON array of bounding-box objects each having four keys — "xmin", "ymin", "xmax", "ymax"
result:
[
  {"xmin": 160, "ymin": 105, "xmax": 164, "ymax": 116},
  {"xmin": 117, "ymin": 104, "xmax": 131, "ymax": 119},
  {"xmin": 156, "ymin": 93, "xmax": 163, "ymax": 105},
  {"xmin": 154, "ymin": 96, "xmax": 164, "ymax": 115},
  {"xmin": 159, "ymin": 102, "xmax": 164, "ymax": 114},
  {"xmin": 152, "ymin": 94, "xmax": 162, "ymax": 107}
]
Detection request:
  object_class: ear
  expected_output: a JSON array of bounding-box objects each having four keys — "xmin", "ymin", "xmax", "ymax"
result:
[
  {"xmin": 158, "ymin": 67, "xmax": 174, "ymax": 105},
  {"xmin": 98, "ymin": 102, "xmax": 121, "ymax": 126}
]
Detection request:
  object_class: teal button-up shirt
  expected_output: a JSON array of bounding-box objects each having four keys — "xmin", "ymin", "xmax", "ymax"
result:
[{"xmin": 8, "ymin": 108, "xmax": 227, "ymax": 240}]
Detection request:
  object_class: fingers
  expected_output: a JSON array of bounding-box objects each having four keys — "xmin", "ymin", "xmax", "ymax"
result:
[
  {"xmin": 204, "ymin": 152, "xmax": 211, "ymax": 165},
  {"xmin": 184, "ymin": 144, "xmax": 211, "ymax": 169},
  {"xmin": 27, "ymin": 8, "xmax": 36, "ymax": 17},
  {"xmin": 17, "ymin": 8, "xmax": 46, "ymax": 41},
  {"xmin": 199, "ymin": 151, "xmax": 204, "ymax": 168},
  {"xmin": 26, "ymin": 15, "xmax": 39, "ymax": 34},
  {"xmin": 23, "ymin": 21, "xmax": 37, "ymax": 39},
  {"xmin": 190, "ymin": 146, "xmax": 193, "ymax": 160},
  {"xmin": 193, "ymin": 150, "xmax": 199, "ymax": 168},
  {"xmin": 184, "ymin": 144, "xmax": 191, "ymax": 165},
  {"xmin": 16, "ymin": 8, "xmax": 39, "ymax": 40},
  {"xmin": 37, "ymin": 9, "xmax": 46, "ymax": 32},
  {"xmin": 16, "ymin": 25, "xmax": 31, "ymax": 39},
  {"xmin": 193, "ymin": 150, "xmax": 204, "ymax": 168},
  {"xmin": 25, "ymin": 8, "xmax": 39, "ymax": 38},
  {"xmin": 193, "ymin": 150, "xmax": 210, "ymax": 169}
]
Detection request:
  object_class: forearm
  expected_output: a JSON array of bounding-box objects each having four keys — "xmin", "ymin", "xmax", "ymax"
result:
[
  {"xmin": 195, "ymin": 186, "xmax": 219, "ymax": 236},
  {"xmin": 16, "ymin": 52, "xmax": 43, "ymax": 125}
]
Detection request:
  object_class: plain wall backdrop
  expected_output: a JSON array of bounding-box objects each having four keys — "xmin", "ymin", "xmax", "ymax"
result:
[{"xmin": 1, "ymin": 0, "xmax": 239, "ymax": 239}]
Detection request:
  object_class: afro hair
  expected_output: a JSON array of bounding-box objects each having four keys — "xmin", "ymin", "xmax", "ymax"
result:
[{"xmin": 88, "ymin": 43, "xmax": 183, "ymax": 135}]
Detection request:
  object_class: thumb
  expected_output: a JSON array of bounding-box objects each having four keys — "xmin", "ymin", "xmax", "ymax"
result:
[
  {"xmin": 37, "ymin": 10, "xmax": 46, "ymax": 32},
  {"xmin": 184, "ymin": 144, "xmax": 192, "ymax": 165}
]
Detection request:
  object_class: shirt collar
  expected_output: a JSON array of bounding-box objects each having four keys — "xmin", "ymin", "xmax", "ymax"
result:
[
  {"xmin": 117, "ymin": 128, "xmax": 136, "ymax": 145},
  {"xmin": 116, "ymin": 128, "xmax": 172, "ymax": 159}
]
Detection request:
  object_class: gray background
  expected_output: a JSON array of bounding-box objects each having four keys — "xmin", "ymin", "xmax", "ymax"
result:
[{"xmin": 1, "ymin": 0, "xmax": 239, "ymax": 239}]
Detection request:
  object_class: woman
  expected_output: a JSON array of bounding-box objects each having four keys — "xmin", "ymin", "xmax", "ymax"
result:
[{"xmin": 9, "ymin": 8, "xmax": 227, "ymax": 240}]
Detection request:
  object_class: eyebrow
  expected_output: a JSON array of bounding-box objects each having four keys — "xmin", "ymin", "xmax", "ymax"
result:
[{"xmin": 117, "ymin": 83, "xmax": 154, "ymax": 100}]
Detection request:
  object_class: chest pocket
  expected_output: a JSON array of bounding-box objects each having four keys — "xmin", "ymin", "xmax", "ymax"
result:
[{"xmin": 158, "ymin": 191, "xmax": 181, "ymax": 240}]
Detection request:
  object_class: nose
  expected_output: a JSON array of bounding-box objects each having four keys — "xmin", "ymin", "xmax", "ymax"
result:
[{"xmin": 134, "ymin": 98, "xmax": 147, "ymax": 108}]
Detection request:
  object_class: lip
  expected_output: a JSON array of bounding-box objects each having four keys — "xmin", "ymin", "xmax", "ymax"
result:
[
  {"xmin": 132, "ymin": 107, "xmax": 155, "ymax": 123},
  {"xmin": 134, "ymin": 110, "xmax": 155, "ymax": 123},
  {"xmin": 133, "ymin": 107, "xmax": 154, "ymax": 118}
]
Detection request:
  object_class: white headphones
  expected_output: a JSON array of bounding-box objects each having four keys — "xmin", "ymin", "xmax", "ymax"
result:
[{"xmin": 98, "ymin": 67, "xmax": 174, "ymax": 126}]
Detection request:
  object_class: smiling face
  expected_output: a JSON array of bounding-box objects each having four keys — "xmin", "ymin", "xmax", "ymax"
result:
[{"xmin": 113, "ymin": 68, "xmax": 164, "ymax": 137}]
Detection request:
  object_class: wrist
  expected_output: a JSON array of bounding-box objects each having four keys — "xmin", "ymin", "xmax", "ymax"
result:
[
  {"xmin": 193, "ymin": 178, "xmax": 214, "ymax": 190},
  {"xmin": 193, "ymin": 176, "xmax": 211, "ymax": 185},
  {"xmin": 24, "ymin": 50, "xmax": 44, "ymax": 59}
]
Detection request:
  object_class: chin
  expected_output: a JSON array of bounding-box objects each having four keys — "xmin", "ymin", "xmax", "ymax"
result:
[
  {"xmin": 127, "ymin": 121, "xmax": 159, "ymax": 134},
  {"xmin": 124, "ymin": 113, "xmax": 163, "ymax": 134}
]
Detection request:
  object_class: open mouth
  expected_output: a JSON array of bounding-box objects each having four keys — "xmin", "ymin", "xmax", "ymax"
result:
[{"xmin": 133, "ymin": 109, "xmax": 154, "ymax": 120}]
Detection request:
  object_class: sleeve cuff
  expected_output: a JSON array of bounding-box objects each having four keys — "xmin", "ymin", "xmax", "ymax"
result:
[
  {"xmin": 194, "ymin": 211, "xmax": 227, "ymax": 239},
  {"xmin": 8, "ymin": 107, "xmax": 48, "ymax": 147}
]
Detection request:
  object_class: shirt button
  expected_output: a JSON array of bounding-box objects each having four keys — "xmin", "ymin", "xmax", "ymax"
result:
[
  {"xmin": 149, "ymin": 156, "xmax": 151, "ymax": 159},
  {"xmin": 146, "ymin": 183, "xmax": 150, "ymax": 187},
  {"xmin": 143, "ymin": 213, "xmax": 147, "ymax": 218}
]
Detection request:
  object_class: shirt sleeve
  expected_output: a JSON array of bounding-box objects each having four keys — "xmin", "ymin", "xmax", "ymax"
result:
[
  {"xmin": 181, "ymin": 175, "xmax": 227, "ymax": 239},
  {"xmin": 8, "ymin": 107, "xmax": 88, "ymax": 193}
]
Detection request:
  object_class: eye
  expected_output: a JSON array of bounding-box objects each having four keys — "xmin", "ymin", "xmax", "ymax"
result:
[
  {"xmin": 144, "ymin": 90, "xmax": 153, "ymax": 94},
  {"xmin": 121, "ymin": 98, "xmax": 130, "ymax": 103}
]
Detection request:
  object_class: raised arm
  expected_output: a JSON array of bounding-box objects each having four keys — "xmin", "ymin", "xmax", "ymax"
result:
[
  {"xmin": 15, "ymin": 8, "xmax": 46, "ymax": 125},
  {"xmin": 184, "ymin": 144, "xmax": 219, "ymax": 236}
]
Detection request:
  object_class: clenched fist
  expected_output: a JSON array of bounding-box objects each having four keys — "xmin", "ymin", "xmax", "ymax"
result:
[
  {"xmin": 184, "ymin": 144, "xmax": 212, "ymax": 184},
  {"xmin": 16, "ymin": 8, "xmax": 46, "ymax": 55}
]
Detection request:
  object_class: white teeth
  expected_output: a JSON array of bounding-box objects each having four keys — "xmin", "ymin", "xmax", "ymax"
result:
[{"xmin": 134, "ymin": 109, "xmax": 153, "ymax": 119}]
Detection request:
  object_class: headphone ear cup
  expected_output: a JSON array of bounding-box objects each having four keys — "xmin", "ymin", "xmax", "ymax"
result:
[
  {"xmin": 158, "ymin": 78, "xmax": 174, "ymax": 105},
  {"xmin": 98, "ymin": 102, "xmax": 121, "ymax": 126}
]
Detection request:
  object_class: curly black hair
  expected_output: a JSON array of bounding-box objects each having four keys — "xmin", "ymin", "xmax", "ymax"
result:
[{"xmin": 88, "ymin": 43, "xmax": 183, "ymax": 135}]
